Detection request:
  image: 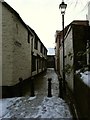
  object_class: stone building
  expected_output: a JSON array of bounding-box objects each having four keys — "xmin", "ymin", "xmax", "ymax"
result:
[
  {"xmin": 55, "ymin": 20, "xmax": 90, "ymax": 119},
  {"xmin": 55, "ymin": 20, "xmax": 90, "ymax": 91},
  {"xmin": 0, "ymin": 0, "xmax": 47, "ymax": 97},
  {"xmin": 63, "ymin": 20, "xmax": 90, "ymax": 119}
]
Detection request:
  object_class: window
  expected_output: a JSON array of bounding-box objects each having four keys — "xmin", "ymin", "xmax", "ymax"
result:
[
  {"xmin": 31, "ymin": 38, "xmax": 33, "ymax": 50},
  {"xmin": 14, "ymin": 41, "xmax": 21, "ymax": 47},
  {"xmin": 44, "ymin": 48, "xmax": 46, "ymax": 55},
  {"xmin": 34, "ymin": 38, "xmax": 38, "ymax": 49},
  {"xmin": 32, "ymin": 55, "xmax": 36, "ymax": 71},
  {"xmin": 44, "ymin": 49, "xmax": 47, "ymax": 56},
  {"xmin": 39, "ymin": 58, "xmax": 42, "ymax": 69},
  {"xmin": 28, "ymin": 32, "xmax": 30, "ymax": 43}
]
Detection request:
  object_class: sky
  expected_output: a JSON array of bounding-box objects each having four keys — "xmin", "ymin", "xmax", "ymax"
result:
[{"xmin": 4, "ymin": 0, "xmax": 89, "ymax": 48}]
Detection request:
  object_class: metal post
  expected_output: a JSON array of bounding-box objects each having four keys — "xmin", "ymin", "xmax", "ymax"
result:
[
  {"xmin": 62, "ymin": 14, "xmax": 66, "ymax": 95},
  {"xmin": 30, "ymin": 77, "xmax": 35, "ymax": 97},
  {"xmin": 47, "ymin": 78, "xmax": 52, "ymax": 97}
]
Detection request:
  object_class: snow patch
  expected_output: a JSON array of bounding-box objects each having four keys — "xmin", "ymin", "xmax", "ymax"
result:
[
  {"xmin": 80, "ymin": 71, "xmax": 90, "ymax": 87},
  {"xmin": 0, "ymin": 97, "xmax": 22, "ymax": 118},
  {"xmin": 76, "ymin": 70, "xmax": 90, "ymax": 87},
  {"xmin": 0, "ymin": 96, "xmax": 72, "ymax": 119},
  {"xmin": 30, "ymin": 96, "xmax": 72, "ymax": 118},
  {"xmin": 28, "ymin": 96, "xmax": 36, "ymax": 101}
]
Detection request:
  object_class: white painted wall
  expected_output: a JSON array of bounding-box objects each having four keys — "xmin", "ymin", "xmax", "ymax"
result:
[{"xmin": 0, "ymin": 1, "xmax": 2, "ymax": 86}]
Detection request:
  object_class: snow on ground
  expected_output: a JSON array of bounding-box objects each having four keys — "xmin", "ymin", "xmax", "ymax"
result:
[
  {"xmin": 0, "ymin": 69, "xmax": 72, "ymax": 119},
  {"xmin": 0, "ymin": 96, "xmax": 72, "ymax": 119},
  {"xmin": 76, "ymin": 70, "xmax": 90, "ymax": 87},
  {"xmin": 80, "ymin": 71, "xmax": 90, "ymax": 87},
  {"xmin": 0, "ymin": 97, "xmax": 23, "ymax": 118},
  {"xmin": 30, "ymin": 96, "xmax": 72, "ymax": 119}
]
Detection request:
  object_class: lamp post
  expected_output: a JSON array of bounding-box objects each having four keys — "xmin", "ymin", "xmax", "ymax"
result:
[{"xmin": 59, "ymin": 0, "xmax": 67, "ymax": 95}]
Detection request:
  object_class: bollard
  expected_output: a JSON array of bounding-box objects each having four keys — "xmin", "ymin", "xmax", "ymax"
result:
[
  {"xmin": 58, "ymin": 76, "xmax": 63, "ymax": 98},
  {"xmin": 19, "ymin": 77, "xmax": 23, "ymax": 96},
  {"xmin": 47, "ymin": 78, "xmax": 52, "ymax": 97},
  {"xmin": 30, "ymin": 77, "xmax": 35, "ymax": 97}
]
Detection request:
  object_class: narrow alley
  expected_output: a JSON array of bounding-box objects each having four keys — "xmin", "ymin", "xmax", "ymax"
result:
[
  {"xmin": 24, "ymin": 68, "xmax": 59, "ymax": 97},
  {"xmin": 1, "ymin": 0, "xmax": 90, "ymax": 119},
  {"xmin": 0, "ymin": 68, "xmax": 73, "ymax": 119}
]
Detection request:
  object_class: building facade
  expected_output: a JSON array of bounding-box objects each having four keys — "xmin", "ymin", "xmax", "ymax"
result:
[
  {"xmin": 28, "ymin": 27, "xmax": 47, "ymax": 76},
  {"xmin": 0, "ymin": 0, "xmax": 47, "ymax": 97},
  {"xmin": 47, "ymin": 55, "xmax": 55, "ymax": 68},
  {"xmin": 55, "ymin": 20, "xmax": 89, "ymax": 91}
]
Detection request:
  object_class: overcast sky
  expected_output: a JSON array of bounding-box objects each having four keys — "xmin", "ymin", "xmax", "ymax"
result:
[{"xmin": 4, "ymin": 0, "xmax": 89, "ymax": 48}]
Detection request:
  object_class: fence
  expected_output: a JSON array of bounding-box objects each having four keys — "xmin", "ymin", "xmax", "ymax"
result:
[{"xmin": 74, "ymin": 75, "xmax": 90, "ymax": 119}]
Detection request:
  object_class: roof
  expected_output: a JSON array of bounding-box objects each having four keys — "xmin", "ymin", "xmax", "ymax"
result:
[
  {"xmin": 65, "ymin": 20, "xmax": 89, "ymax": 39},
  {"xmin": 55, "ymin": 25, "xmax": 69, "ymax": 43},
  {"xmin": 27, "ymin": 25, "xmax": 47, "ymax": 51},
  {"xmin": 55, "ymin": 20, "xmax": 89, "ymax": 43},
  {"xmin": 71, "ymin": 20, "xmax": 89, "ymax": 26},
  {"xmin": 2, "ymin": 1, "xmax": 34, "ymax": 36}
]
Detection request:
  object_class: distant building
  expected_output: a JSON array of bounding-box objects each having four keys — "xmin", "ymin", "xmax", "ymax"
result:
[
  {"xmin": 47, "ymin": 55, "xmax": 55, "ymax": 68},
  {"xmin": 47, "ymin": 48, "xmax": 55, "ymax": 68},
  {"xmin": 47, "ymin": 48, "xmax": 55, "ymax": 55}
]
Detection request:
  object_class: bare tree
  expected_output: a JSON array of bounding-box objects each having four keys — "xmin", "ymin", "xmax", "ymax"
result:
[{"xmin": 66, "ymin": 0, "xmax": 89, "ymax": 11}]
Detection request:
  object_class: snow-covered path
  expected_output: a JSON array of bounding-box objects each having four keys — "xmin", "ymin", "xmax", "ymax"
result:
[
  {"xmin": 0, "ymin": 68, "xmax": 73, "ymax": 119},
  {"xmin": 0, "ymin": 96, "xmax": 72, "ymax": 119}
]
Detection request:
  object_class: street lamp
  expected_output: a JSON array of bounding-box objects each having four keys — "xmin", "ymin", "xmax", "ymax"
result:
[{"xmin": 59, "ymin": 0, "xmax": 67, "ymax": 95}]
